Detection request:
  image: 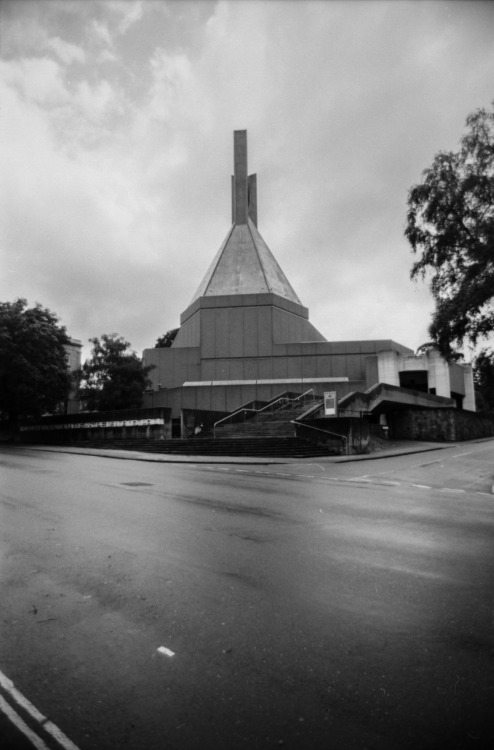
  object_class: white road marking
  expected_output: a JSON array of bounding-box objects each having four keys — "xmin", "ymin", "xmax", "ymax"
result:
[
  {"xmin": 452, "ymin": 452, "xmax": 473, "ymax": 458},
  {"xmin": 412, "ymin": 484, "xmax": 432, "ymax": 489},
  {"xmin": 440, "ymin": 488, "xmax": 465, "ymax": 493},
  {"xmin": 0, "ymin": 670, "xmax": 81, "ymax": 750},
  {"xmin": 157, "ymin": 646, "xmax": 175, "ymax": 657},
  {"xmin": 0, "ymin": 695, "xmax": 50, "ymax": 750}
]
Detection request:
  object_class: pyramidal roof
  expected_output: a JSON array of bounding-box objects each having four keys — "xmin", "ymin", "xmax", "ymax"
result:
[{"xmin": 189, "ymin": 131, "xmax": 302, "ymax": 306}]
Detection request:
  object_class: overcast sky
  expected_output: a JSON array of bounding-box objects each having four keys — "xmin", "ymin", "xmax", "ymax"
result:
[{"xmin": 1, "ymin": 0, "xmax": 493, "ymax": 361}]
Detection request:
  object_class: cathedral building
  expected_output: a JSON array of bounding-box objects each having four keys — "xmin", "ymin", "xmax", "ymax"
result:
[{"xmin": 142, "ymin": 131, "xmax": 475, "ymax": 436}]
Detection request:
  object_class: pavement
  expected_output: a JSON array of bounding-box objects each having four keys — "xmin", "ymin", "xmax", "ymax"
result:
[{"xmin": 17, "ymin": 438, "xmax": 480, "ymax": 465}]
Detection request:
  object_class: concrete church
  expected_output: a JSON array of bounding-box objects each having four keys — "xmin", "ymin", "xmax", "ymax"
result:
[{"xmin": 142, "ymin": 131, "xmax": 475, "ymax": 437}]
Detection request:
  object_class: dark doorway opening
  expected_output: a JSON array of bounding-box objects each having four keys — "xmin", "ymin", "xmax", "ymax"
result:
[{"xmin": 399, "ymin": 370, "xmax": 428, "ymax": 393}]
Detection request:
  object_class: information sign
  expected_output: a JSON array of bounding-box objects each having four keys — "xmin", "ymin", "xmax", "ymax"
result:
[{"xmin": 324, "ymin": 391, "xmax": 337, "ymax": 417}]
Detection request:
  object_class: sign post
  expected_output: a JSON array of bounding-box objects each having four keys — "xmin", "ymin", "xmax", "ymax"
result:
[{"xmin": 324, "ymin": 391, "xmax": 337, "ymax": 417}]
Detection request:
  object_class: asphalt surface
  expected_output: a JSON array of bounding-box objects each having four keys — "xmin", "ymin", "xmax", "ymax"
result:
[{"xmin": 1, "ymin": 440, "xmax": 493, "ymax": 750}]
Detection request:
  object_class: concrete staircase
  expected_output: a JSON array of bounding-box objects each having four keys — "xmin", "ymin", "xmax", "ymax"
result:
[
  {"xmin": 25, "ymin": 396, "xmax": 337, "ymax": 458},
  {"xmin": 214, "ymin": 399, "xmax": 322, "ymax": 438},
  {"xmin": 43, "ymin": 435, "xmax": 335, "ymax": 458}
]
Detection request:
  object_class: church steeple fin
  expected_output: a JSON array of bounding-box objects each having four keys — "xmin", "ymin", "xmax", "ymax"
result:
[
  {"xmin": 189, "ymin": 130, "xmax": 302, "ymax": 305},
  {"xmin": 233, "ymin": 130, "xmax": 248, "ymax": 224},
  {"xmin": 231, "ymin": 130, "xmax": 258, "ymax": 227}
]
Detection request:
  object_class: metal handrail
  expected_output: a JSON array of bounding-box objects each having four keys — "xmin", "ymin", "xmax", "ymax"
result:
[
  {"xmin": 293, "ymin": 388, "xmax": 314, "ymax": 402},
  {"xmin": 257, "ymin": 396, "xmax": 290, "ymax": 414},
  {"xmin": 258, "ymin": 388, "xmax": 315, "ymax": 415},
  {"xmin": 213, "ymin": 407, "xmax": 257, "ymax": 436},
  {"xmin": 213, "ymin": 389, "xmax": 318, "ymax": 436},
  {"xmin": 291, "ymin": 420, "xmax": 348, "ymax": 454},
  {"xmin": 257, "ymin": 390, "xmax": 291, "ymax": 412}
]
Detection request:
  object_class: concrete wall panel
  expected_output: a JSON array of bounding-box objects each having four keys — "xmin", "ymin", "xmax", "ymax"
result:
[
  {"xmin": 226, "ymin": 386, "xmax": 244, "ymax": 411},
  {"xmin": 449, "ymin": 363, "xmax": 466, "ymax": 395},
  {"xmin": 284, "ymin": 343, "xmax": 303, "ymax": 356},
  {"xmin": 229, "ymin": 309, "xmax": 244, "ymax": 357},
  {"xmin": 244, "ymin": 358, "xmax": 258, "ymax": 379},
  {"xmin": 462, "ymin": 364, "xmax": 476, "ymax": 411},
  {"xmin": 365, "ymin": 356, "xmax": 379, "ymax": 387},
  {"xmin": 302, "ymin": 356, "xmax": 317, "ymax": 378},
  {"xmin": 173, "ymin": 313, "xmax": 200, "ymax": 348},
  {"xmin": 258, "ymin": 358, "xmax": 273, "ymax": 379},
  {"xmin": 287, "ymin": 357, "xmax": 303, "ymax": 378},
  {"xmin": 345, "ymin": 355, "xmax": 365, "ymax": 381},
  {"xmin": 243, "ymin": 308, "xmax": 259, "ymax": 356},
  {"xmin": 212, "ymin": 360, "xmax": 230, "ymax": 380},
  {"xmin": 377, "ymin": 351, "xmax": 400, "ymax": 386},
  {"xmin": 316, "ymin": 356, "xmax": 333, "ymax": 378},
  {"xmin": 332, "ymin": 355, "xmax": 347, "ymax": 376},
  {"xmin": 272, "ymin": 357, "xmax": 288, "ymax": 379},
  {"xmin": 201, "ymin": 360, "xmax": 216, "ymax": 380},
  {"xmin": 181, "ymin": 389, "xmax": 198, "ymax": 410},
  {"xmin": 214, "ymin": 307, "xmax": 230, "ymax": 358},
  {"xmin": 210, "ymin": 389, "xmax": 227, "ymax": 413},
  {"xmin": 229, "ymin": 359, "xmax": 245, "ymax": 380},
  {"xmin": 303, "ymin": 321, "xmax": 326, "ymax": 342},
  {"xmin": 201, "ymin": 309, "xmax": 216, "ymax": 358},
  {"xmin": 258, "ymin": 308, "xmax": 272, "ymax": 356}
]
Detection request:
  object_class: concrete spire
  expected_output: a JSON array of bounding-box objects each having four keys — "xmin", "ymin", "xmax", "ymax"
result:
[
  {"xmin": 231, "ymin": 131, "xmax": 258, "ymax": 227},
  {"xmin": 233, "ymin": 130, "xmax": 248, "ymax": 224},
  {"xmin": 189, "ymin": 130, "xmax": 302, "ymax": 305}
]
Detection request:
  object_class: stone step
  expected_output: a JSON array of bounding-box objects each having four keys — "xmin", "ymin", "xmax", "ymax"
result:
[
  {"xmin": 214, "ymin": 400, "xmax": 323, "ymax": 440},
  {"xmin": 30, "ymin": 436, "xmax": 337, "ymax": 458}
]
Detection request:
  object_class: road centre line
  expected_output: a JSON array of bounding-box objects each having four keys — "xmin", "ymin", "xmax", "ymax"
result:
[
  {"xmin": 358, "ymin": 457, "xmax": 442, "ymax": 481},
  {"xmin": 0, "ymin": 670, "xmax": 80, "ymax": 750},
  {"xmin": 0, "ymin": 695, "xmax": 50, "ymax": 750},
  {"xmin": 204, "ymin": 466, "xmax": 317, "ymax": 480},
  {"xmin": 201, "ymin": 465, "xmax": 489, "ymax": 495}
]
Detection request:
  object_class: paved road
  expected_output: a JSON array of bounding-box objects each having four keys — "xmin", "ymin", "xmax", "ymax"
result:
[{"xmin": 0, "ymin": 442, "xmax": 493, "ymax": 749}]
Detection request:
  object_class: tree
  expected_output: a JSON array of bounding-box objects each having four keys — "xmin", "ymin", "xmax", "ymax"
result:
[
  {"xmin": 155, "ymin": 328, "xmax": 179, "ymax": 348},
  {"xmin": 406, "ymin": 102, "xmax": 494, "ymax": 358},
  {"xmin": 0, "ymin": 299, "xmax": 72, "ymax": 437},
  {"xmin": 473, "ymin": 348, "xmax": 494, "ymax": 411},
  {"xmin": 77, "ymin": 333, "xmax": 154, "ymax": 412}
]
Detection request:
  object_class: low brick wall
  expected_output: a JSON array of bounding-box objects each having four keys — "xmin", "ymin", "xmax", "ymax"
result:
[{"xmin": 391, "ymin": 409, "xmax": 494, "ymax": 442}]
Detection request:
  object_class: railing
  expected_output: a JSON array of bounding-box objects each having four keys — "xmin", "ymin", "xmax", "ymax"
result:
[
  {"xmin": 293, "ymin": 388, "xmax": 315, "ymax": 403},
  {"xmin": 258, "ymin": 389, "xmax": 315, "ymax": 414},
  {"xmin": 213, "ymin": 407, "xmax": 258, "ymax": 437},
  {"xmin": 291, "ymin": 420, "xmax": 348, "ymax": 455},
  {"xmin": 213, "ymin": 389, "xmax": 316, "ymax": 437},
  {"xmin": 257, "ymin": 395, "xmax": 290, "ymax": 415}
]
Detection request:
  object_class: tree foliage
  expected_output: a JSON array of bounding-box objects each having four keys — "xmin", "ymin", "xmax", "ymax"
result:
[
  {"xmin": 155, "ymin": 328, "xmax": 179, "ymax": 348},
  {"xmin": 77, "ymin": 333, "xmax": 153, "ymax": 412},
  {"xmin": 406, "ymin": 102, "xmax": 494, "ymax": 357},
  {"xmin": 0, "ymin": 299, "xmax": 71, "ymax": 432},
  {"xmin": 473, "ymin": 348, "xmax": 494, "ymax": 411}
]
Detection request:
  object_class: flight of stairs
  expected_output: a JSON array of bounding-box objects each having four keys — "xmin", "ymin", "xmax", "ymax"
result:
[
  {"xmin": 32, "ymin": 435, "xmax": 336, "ymax": 458},
  {"xmin": 214, "ymin": 399, "xmax": 322, "ymax": 438},
  {"xmin": 24, "ymin": 397, "xmax": 341, "ymax": 458}
]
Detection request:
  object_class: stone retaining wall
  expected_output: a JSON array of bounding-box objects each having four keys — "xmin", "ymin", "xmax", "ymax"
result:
[{"xmin": 391, "ymin": 409, "xmax": 494, "ymax": 442}]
